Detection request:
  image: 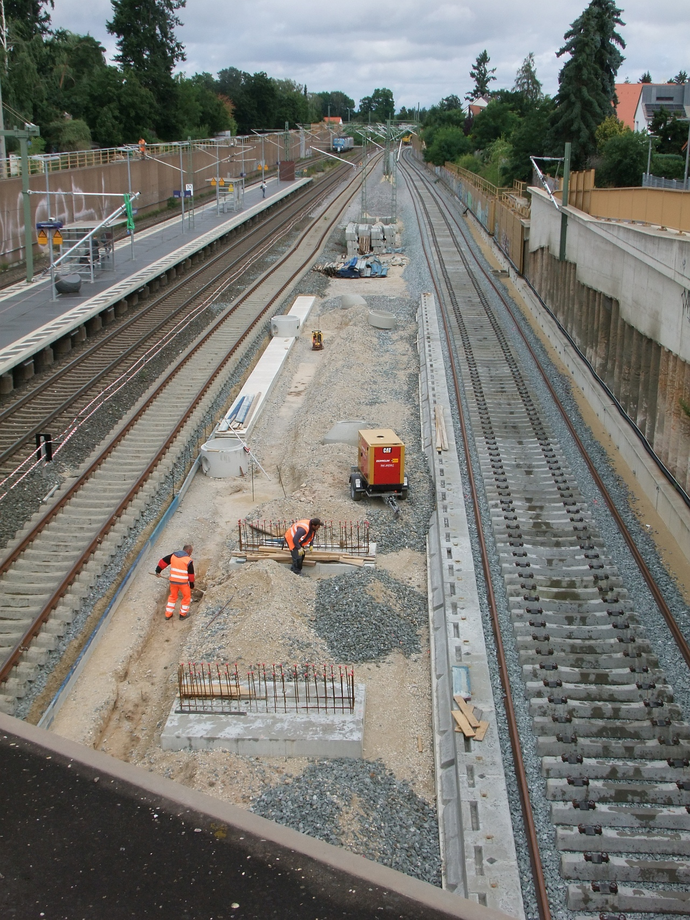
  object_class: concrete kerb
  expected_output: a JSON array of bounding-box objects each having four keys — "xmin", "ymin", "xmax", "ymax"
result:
[{"xmin": 418, "ymin": 292, "xmax": 525, "ymax": 917}]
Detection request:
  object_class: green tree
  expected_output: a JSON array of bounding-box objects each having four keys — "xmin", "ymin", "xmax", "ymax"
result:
[
  {"xmin": 551, "ymin": 0, "xmax": 626, "ymax": 167},
  {"xmin": 439, "ymin": 94, "xmax": 463, "ymax": 111},
  {"xmin": 504, "ymin": 96, "xmax": 556, "ymax": 183},
  {"xmin": 358, "ymin": 88, "xmax": 395, "ymax": 121},
  {"xmin": 596, "ymin": 131, "xmax": 646, "ymax": 186},
  {"xmin": 466, "ymin": 50, "xmax": 495, "ymax": 101},
  {"xmin": 513, "ymin": 53, "xmax": 542, "ymax": 101},
  {"xmin": 107, "ymin": 0, "xmax": 186, "ymax": 92},
  {"xmin": 316, "ymin": 90, "xmax": 355, "ymax": 120},
  {"xmin": 595, "ymin": 113, "xmax": 629, "ymax": 151},
  {"xmin": 470, "ymin": 101, "xmax": 519, "ymax": 150},
  {"xmin": 638, "ymin": 71, "xmax": 652, "ymax": 83},
  {"xmin": 44, "ymin": 117, "xmax": 92, "ymax": 151},
  {"xmin": 670, "ymin": 71, "xmax": 688, "ymax": 84},
  {"xmin": 649, "ymin": 106, "xmax": 688, "ymax": 155},
  {"xmin": 423, "ymin": 126, "xmax": 470, "ymax": 165},
  {"xmin": 3, "ymin": 0, "xmax": 53, "ymax": 38}
]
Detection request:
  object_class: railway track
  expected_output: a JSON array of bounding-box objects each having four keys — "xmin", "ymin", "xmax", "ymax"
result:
[
  {"xmin": 0, "ymin": 160, "xmax": 360, "ymax": 496},
  {"xmin": 402, "ymin": 152, "xmax": 690, "ymax": 918},
  {"xmin": 0, "ymin": 157, "xmax": 368, "ymax": 714}
]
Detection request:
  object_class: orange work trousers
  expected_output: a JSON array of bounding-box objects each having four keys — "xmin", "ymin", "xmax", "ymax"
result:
[{"xmin": 166, "ymin": 582, "xmax": 191, "ymax": 618}]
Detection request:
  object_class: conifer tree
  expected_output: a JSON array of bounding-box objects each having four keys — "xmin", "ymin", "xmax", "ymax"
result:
[
  {"xmin": 551, "ymin": 0, "xmax": 625, "ymax": 167},
  {"xmin": 107, "ymin": 0, "xmax": 185, "ymax": 93},
  {"xmin": 513, "ymin": 53, "xmax": 542, "ymax": 102},
  {"xmin": 466, "ymin": 50, "xmax": 496, "ymax": 102}
]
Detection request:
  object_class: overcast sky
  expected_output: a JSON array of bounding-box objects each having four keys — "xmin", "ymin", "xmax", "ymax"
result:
[{"xmin": 50, "ymin": 0, "xmax": 689, "ymax": 110}]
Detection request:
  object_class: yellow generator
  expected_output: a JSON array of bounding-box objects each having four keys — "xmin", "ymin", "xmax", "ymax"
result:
[{"xmin": 350, "ymin": 429, "xmax": 408, "ymax": 507}]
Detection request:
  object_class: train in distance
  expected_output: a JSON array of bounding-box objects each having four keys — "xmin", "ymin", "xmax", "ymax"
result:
[{"xmin": 332, "ymin": 136, "xmax": 355, "ymax": 152}]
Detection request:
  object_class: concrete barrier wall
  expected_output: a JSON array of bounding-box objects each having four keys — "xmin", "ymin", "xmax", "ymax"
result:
[{"xmin": 527, "ymin": 188, "xmax": 690, "ymax": 492}]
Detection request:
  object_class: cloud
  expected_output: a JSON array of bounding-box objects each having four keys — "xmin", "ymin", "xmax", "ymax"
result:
[{"xmin": 49, "ymin": 0, "xmax": 690, "ymax": 109}]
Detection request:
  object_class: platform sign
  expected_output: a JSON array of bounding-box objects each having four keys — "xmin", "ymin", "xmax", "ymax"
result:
[
  {"xmin": 173, "ymin": 190, "xmax": 181, "ymax": 198},
  {"xmin": 185, "ymin": 183, "xmax": 194, "ymax": 196},
  {"xmin": 36, "ymin": 220, "xmax": 63, "ymax": 230}
]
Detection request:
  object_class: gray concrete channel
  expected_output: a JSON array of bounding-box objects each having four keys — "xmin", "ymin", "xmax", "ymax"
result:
[{"xmin": 405, "ymin": 154, "xmax": 690, "ymax": 917}]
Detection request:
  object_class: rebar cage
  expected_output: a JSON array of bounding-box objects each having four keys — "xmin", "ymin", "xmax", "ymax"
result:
[
  {"xmin": 237, "ymin": 519, "xmax": 370, "ymax": 554},
  {"xmin": 177, "ymin": 662, "xmax": 356, "ymax": 715}
]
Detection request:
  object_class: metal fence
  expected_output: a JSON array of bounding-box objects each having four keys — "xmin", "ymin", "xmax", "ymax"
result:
[
  {"xmin": 177, "ymin": 661, "xmax": 356, "ymax": 715},
  {"xmin": 237, "ymin": 518, "xmax": 370, "ymax": 554},
  {"xmin": 643, "ymin": 172, "xmax": 690, "ymax": 191}
]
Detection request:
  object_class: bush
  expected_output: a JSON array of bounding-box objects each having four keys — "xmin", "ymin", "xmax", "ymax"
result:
[
  {"xmin": 45, "ymin": 119, "xmax": 92, "ymax": 152},
  {"xmin": 423, "ymin": 126, "xmax": 471, "ymax": 166},
  {"xmin": 456, "ymin": 154, "xmax": 483, "ymax": 174},
  {"xmin": 596, "ymin": 132, "xmax": 647, "ymax": 187},
  {"xmin": 651, "ymin": 153, "xmax": 685, "ymax": 181}
]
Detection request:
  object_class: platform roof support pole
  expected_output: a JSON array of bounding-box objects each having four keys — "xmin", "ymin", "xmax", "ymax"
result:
[{"xmin": 20, "ymin": 135, "xmax": 33, "ymax": 281}]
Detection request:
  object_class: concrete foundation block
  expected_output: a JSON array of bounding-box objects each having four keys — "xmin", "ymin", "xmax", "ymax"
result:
[
  {"xmin": 86, "ymin": 315, "xmax": 102, "ymax": 335},
  {"xmin": 162, "ymin": 686, "xmax": 366, "ymax": 757},
  {"xmin": 15, "ymin": 360, "xmax": 35, "ymax": 384},
  {"xmin": 0, "ymin": 373, "xmax": 13, "ymax": 395},
  {"xmin": 53, "ymin": 335, "xmax": 72, "ymax": 357},
  {"xmin": 35, "ymin": 347, "xmax": 54, "ymax": 371},
  {"xmin": 114, "ymin": 299, "xmax": 128, "ymax": 317}
]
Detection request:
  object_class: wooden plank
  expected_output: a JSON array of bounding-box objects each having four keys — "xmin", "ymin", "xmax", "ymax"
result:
[
  {"xmin": 451, "ymin": 709, "xmax": 476, "ymax": 737},
  {"xmin": 474, "ymin": 721, "xmax": 489, "ymax": 742},
  {"xmin": 453, "ymin": 695, "xmax": 480, "ymax": 728}
]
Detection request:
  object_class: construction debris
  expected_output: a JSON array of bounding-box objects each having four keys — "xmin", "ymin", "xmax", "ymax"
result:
[
  {"xmin": 232, "ymin": 547, "xmax": 374, "ymax": 567},
  {"xmin": 315, "ymin": 257, "xmax": 388, "ymax": 279},
  {"xmin": 451, "ymin": 694, "xmax": 489, "ymax": 741}
]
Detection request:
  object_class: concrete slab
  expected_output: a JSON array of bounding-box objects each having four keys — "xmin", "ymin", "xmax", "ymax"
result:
[
  {"xmin": 419, "ymin": 292, "xmax": 525, "ymax": 917},
  {"xmin": 161, "ymin": 685, "xmax": 366, "ymax": 757}
]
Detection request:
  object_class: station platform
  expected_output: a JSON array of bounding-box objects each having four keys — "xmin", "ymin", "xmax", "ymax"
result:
[{"xmin": 0, "ymin": 175, "xmax": 311, "ymax": 388}]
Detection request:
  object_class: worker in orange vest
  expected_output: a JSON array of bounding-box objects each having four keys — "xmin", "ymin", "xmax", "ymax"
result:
[
  {"xmin": 284, "ymin": 518, "xmax": 321, "ymax": 575},
  {"xmin": 156, "ymin": 544, "xmax": 194, "ymax": 619},
  {"xmin": 138, "ymin": 137, "xmax": 147, "ymax": 159}
]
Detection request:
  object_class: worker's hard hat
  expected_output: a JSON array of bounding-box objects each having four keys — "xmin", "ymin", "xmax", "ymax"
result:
[{"xmin": 310, "ymin": 518, "xmax": 322, "ymax": 527}]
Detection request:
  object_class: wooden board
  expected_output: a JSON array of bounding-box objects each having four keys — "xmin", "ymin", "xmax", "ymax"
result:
[
  {"xmin": 451, "ymin": 709, "xmax": 476, "ymax": 737},
  {"xmin": 453, "ymin": 695, "xmax": 480, "ymax": 728},
  {"xmin": 474, "ymin": 721, "xmax": 489, "ymax": 742}
]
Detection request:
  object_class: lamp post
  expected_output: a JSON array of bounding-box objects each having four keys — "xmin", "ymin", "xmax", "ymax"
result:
[
  {"xmin": 684, "ymin": 119, "xmax": 690, "ymax": 190},
  {"xmin": 646, "ymin": 134, "xmax": 655, "ymax": 185}
]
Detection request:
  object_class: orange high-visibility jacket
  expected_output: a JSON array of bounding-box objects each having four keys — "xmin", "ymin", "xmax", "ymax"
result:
[
  {"xmin": 285, "ymin": 520, "xmax": 316, "ymax": 551},
  {"xmin": 156, "ymin": 551, "xmax": 194, "ymax": 585}
]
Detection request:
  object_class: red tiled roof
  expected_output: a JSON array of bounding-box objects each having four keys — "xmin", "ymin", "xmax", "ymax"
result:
[{"xmin": 614, "ymin": 83, "xmax": 643, "ymax": 129}]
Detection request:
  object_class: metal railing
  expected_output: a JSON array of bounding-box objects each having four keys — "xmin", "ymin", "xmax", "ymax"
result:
[
  {"xmin": 177, "ymin": 661, "xmax": 356, "ymax": 715},
  {"xmin": 237, "ymin": 518, "xmax": 370, "ymax": 554},
  {"xmin": 643, "ymin": 172, "xmax": 690, "ymax": 191}
]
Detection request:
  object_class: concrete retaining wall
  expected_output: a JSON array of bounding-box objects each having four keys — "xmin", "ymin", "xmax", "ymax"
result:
[
  {"xmin": 0, "ymin": 128, "xmax": 330, "ymax": 267},
  {"xmin": 527, "ymin": 189, "xmax": 690, "ymax": 493}
]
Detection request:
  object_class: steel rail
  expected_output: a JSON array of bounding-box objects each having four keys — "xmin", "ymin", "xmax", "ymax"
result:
[
  {"xmin": 0, "ymin": 159, "xmax": 369, "ymax": 687},
  {"xmin": 410, "ymin": 153, "xmax": 690, "ymax": 670},
  {"xmin": 400, "ymin": 155, "xmax": 552, "ymax": 919},
  {"xmin": 0, "ymin": 163, "xmax": 360, "ymax": 468}
]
